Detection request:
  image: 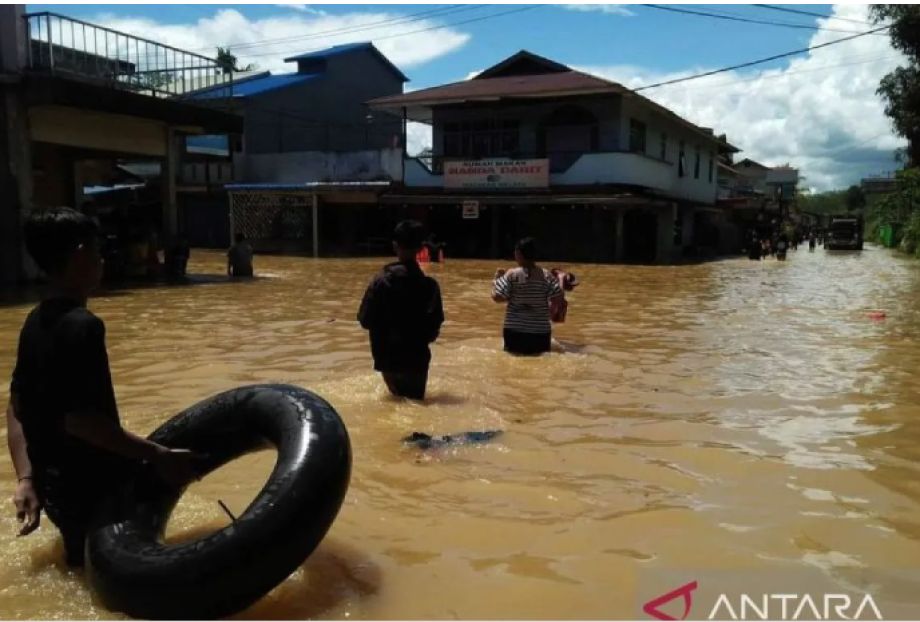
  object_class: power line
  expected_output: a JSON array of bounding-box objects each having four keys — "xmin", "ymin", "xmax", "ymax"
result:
[
  {"xmin": 124, "ymin": 6, "xmax": 483, "ymax": 62},
  {"xmin": 641, "ymin": 4, "xmax": 882, "ymax": 35},
  {"xmin": 633, "ymin": 24, "xmax": 891, "ymax": 92},
  {"xmin": 825, "ymin": 131, "xmax": 893, "ymax": 156},
  {"xmin": 236, "ymin": 5, "xmax": 542, "ymax": 61},
  {"xmin": 647, "ymin": 54, "xmax": 899, "ymax": 93},
  {"xmin": 753, "ymin": 4, "xmax": 875, "ymax": 27},
  {"xmin": 207, "ymin": 5, "xmax": 485, "ymax": 53}
]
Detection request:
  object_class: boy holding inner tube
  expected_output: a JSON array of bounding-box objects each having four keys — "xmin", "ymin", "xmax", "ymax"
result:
[
  {"xmin": 358, "ymin": 220, "xmax": 444, "ymax": 400},
  {"xmin": 5, "ymin": 207, "xmax": 199, "ymax": 566}
]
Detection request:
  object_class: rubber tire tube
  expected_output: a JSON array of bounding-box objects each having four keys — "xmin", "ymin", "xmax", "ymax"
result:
[{"xmin": 85, "ymin": 384, "xmax": 352, "ymax": 619}]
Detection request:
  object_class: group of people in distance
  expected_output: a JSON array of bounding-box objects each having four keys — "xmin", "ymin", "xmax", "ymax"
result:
[
  {"xmin": 358, "ymin": 219, "xmax": 578, "ymax": 401},
  {"xmin": 5, "ymin": 209, "xmax": 576, "ymax": 570}
]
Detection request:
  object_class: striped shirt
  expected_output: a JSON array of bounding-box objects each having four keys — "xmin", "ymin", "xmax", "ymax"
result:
[{"xmin": 493, "ymin": 267, "xmax": 563, "ymax": 334}]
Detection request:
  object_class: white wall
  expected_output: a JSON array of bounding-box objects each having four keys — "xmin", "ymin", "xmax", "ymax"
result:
[
  {"xmin": 620, "ymin": 94, "xmax": 719, "ymax": 205},
  {"xmin": 550, "ymin": 152, "xmax": 672, "ymax": 189},
  {"xmin": 234, "ymin": 148, "xmax": 403, "ymax": 184}
]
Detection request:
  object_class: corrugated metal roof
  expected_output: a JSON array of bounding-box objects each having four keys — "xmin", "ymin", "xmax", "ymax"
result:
[
  {"xmin": 189, "ymin": 73, "xmax": 319, "ymax": 99},
  {"xmin": 370, "ymin": 71, "xmax": 621, "ymax": 107},
  {"xmin": 284, "ymin": 42, "xmax": 409, "ymax": 82},
  {"xmin": 284, "ymin": 42, "xmax": 372, "ymax": 62}
]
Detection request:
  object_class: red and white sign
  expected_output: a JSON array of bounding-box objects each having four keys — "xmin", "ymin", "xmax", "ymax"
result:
[
  {"xmin": 461, "ymin": 200, "xmax": 480, "ymax": 219},
  {"xmin": 444, "ymin": 159, "xmax": 549, "ymax": 189}
]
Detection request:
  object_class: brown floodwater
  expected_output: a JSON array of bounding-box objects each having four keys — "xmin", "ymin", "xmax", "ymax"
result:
[{"xmin": 0, "ymin": 247, "xmax": 919, "ymax": 619}]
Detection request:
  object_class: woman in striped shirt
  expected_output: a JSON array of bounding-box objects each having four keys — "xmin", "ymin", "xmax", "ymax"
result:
[{"xmin": 492, "ymin": 237, "xmax": 563, "ymax": 355}]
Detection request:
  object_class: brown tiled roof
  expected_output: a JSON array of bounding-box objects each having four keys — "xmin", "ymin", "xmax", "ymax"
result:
[{"xmin": 368, "ymin": 70, "xmax": 624, "ymax": 107}]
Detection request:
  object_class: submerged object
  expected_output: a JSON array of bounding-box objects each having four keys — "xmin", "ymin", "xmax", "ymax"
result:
[
  {"xmin": 86, "ymin": 384, "xmax": 352, "ymax": 620},
  {"xmin": 403, "ymin": 430, "xmax": 503, "ymax": 450},
  {"xmin": 868, "ymin": 311, "xmax": 887, "ymax": 321}
]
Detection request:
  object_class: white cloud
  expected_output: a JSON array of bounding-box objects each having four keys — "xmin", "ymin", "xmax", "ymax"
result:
[
  {"xmin": 275, "ymin": 5, "xmax": 327, "ymax": 16},
  {"xmin": 577, "ymin": 4, "xmax": 906, "ymax": 191},
  {"xmin": 92, "ymin": 8, "xmax": 470, "ymax": 75},
  {"xmin": 562, "ymin": 4, "xmax": 635, "ymax": 17}
]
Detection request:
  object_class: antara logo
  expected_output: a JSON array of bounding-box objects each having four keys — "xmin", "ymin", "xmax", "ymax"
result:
[
  {"xmin": 643, "ymin": 581, "xmax": 698, "ymax": 621},
  {"xmin": 643, "ymin": 581, "xmax": 884, "ymax": 621}
]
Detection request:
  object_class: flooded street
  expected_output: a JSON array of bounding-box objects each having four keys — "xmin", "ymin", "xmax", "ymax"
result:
[{"xmin": 1, "ymin": 246, "xmax": 919, "ymax": 619}]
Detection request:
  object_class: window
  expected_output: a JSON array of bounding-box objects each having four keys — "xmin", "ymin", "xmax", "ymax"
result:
[
  {"xmin": 629, "ymin": 119, "xmax": 647, "ymax": 154},
  {"xmin": 708, "ymin": 153, "xmax": 714, "ymax": 182},
  {"xmin": 678, "ymin": 141, "xmax": 686, "ymax": 177},
  {"xmin": 694, "ymin": 146, "xmax": 701, "ymax": 179},
  {"xmin": 442, "ymin": 119, "xmax": 519, "ymax": 159},
  {"xmin": 660, "ymin": 132, "xmax": 667, "ymax": 161}
]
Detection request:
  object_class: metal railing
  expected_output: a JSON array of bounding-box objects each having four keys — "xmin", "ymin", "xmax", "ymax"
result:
[{"xmin": 23, "ymin": 12, "xmax": 233, "ymax": 100}]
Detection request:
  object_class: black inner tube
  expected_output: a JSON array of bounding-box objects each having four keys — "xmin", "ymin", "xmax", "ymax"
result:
[{"xmin": 85, "ymin": 384, "xmax": 352, "ymax": 620}]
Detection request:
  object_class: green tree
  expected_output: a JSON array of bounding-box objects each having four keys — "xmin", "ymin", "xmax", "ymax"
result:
[
  {"xmin": 874, "ymin": 169, "xmax": 920, "ymax": 255},
  {"xmin": 846, "ymin": 185, "xmax": 867, "ymax": 211},
  {"xmin": 216, "ymin": 47, "xmax": 254, "ymax": 75},
  {"xmin": 871, "ymin": 5, "xmax": 920, "ymax": 166}
]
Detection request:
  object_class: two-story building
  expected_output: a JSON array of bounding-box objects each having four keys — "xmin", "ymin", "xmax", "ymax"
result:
[
  {"xmin": 0, "ymin": 6, "xmax": 242, "ymax": 283},
  {"xmin": 369, "ymin": 51, "xmax": 738, "ymax": 263},
  {"xmin": 182, "ymin": 42, "xmax": 407, "ymax": 252}
]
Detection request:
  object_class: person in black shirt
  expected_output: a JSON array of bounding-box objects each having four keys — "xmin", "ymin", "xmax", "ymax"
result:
[
  {"xmin": 6, "ymin": 208, "xmax": 199, "ymax": 566},
  {"xmin": 358, "ymin": 220, "xmax": 444, "ymax": 400}
]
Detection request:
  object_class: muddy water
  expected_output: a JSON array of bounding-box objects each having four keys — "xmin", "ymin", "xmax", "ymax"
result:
[{"xmin": 0, "ymin": 247, "xmax": 919, "ymax": 619}]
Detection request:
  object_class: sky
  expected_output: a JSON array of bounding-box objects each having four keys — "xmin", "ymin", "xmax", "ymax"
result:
[{"xmin": 29, "ymin": 3, "xmax": 907, "ymax": 191}]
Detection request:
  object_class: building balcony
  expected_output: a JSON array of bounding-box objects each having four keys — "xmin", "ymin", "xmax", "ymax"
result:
[
  {"xmin": 408, "ymin": 151, "xmax": 674, "ymax": 188},
  {"xmin": 404, "ymin": 151, "xmax": 720, "ymax": 205},
  {"xmin": 22, "ymin": 12, "xmax": 233, "ymax": 103}
]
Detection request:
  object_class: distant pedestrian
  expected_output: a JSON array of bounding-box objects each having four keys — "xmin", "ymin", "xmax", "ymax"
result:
[
  {"xmin": 358, "ymin": 220, "xmax": 444, "ymax": 400},
  {"xmin": 227, "ymin": 233, "xmax": 253, "ymax": 278},
  {"xmin": 492, "ymin": 237, "xmax": 563, "ymax": 356}
]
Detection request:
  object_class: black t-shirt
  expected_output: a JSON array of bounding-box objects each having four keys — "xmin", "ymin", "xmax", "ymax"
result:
[
  {"xmin": 357, "ymin": 261, "xmax": 444, "ymax": 372},
  {"xmin": 10, "ymin": 298, "xmax": 123, "ymax": 484}
]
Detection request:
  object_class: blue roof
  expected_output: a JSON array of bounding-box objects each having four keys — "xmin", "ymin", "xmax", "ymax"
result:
[
  {"xmin": 189, "ymin": 73, "xmax": 319, "ymax": 99},
  {"xmin": 284, "ymin": 42, "xmax": 372, "ymax": 63},
  {"xmin": 283, "ymin": 42, "xmax": 408, "ymax": 82}
]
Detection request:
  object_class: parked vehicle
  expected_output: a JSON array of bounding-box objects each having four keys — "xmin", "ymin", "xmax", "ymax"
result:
[{"xmin": 825, "ymin": 215, "xmax": 863, "ymax": 251}]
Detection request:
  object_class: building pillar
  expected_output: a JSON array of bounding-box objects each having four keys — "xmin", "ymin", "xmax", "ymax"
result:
[
  {"xmin": 0, "ymin": 88, "xmax": 29, "ymax": 284},
  {"xmin": 656, "ymin": 203, "xmax": 678, "ymax": 264},
  {"xmin": 614, "ymin": 208, "xmax": 625, "ymax": 262},
  {"xmin": 490, "ymin": 204, "xmax": 501, "ymax": 258},
  {"xmin": 0, "ymin": 5, "xmax": 31, "ymax": 284},
  {"xmin": 162, "ymin": 127, "xmax": 178, "ymax": 244},
  {"xmin": 312, "ymin": 192, "xmax": 319, "ymax": 258}
]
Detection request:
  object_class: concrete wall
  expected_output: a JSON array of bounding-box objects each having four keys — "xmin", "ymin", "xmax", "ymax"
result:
[
  {"xmin": 235, "ymin": 147, "xmax": 402, "ymax": 183},
  {"xmin": 551, "ymin": 152, "xmax": 673, "ymax": 189},
  {"xmin": 29, "ymin": 105, "xmax": 168, "ymax": 156},
  {"xmin": 243, "ymin": 49, "xmax": 403, "ymax": 155},
  {"xmin": 620, "ymin": 94, "xmax": 719, "ymax": 205}
]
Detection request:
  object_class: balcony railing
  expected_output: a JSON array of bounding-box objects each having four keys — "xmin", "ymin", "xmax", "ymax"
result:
[{"xmin": 23, "ymin": 12, "xmax": 233, "ymax": 100}]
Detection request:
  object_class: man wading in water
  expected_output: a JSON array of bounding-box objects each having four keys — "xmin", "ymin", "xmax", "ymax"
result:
[
  {"xmin": 5, "ymin": 208, "xmax": 199, "ymax": 566},
  {"xmin": 492, "ymin": 237, "xmax": 563, "ymax": 356},
  {"xmin": 358, "ymin": 220, "xmax": 444, "ymax": 400}
]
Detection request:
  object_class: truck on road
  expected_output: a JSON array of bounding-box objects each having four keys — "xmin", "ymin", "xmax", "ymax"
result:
[{"xmin": 825, "ymin": 215, "xmax": 864, "ymax": 251}]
